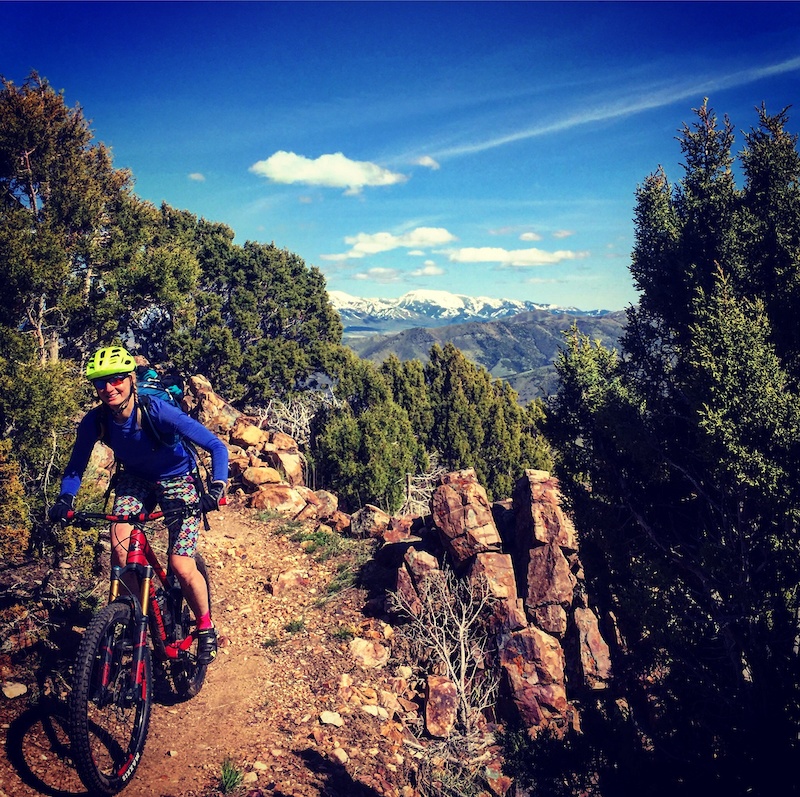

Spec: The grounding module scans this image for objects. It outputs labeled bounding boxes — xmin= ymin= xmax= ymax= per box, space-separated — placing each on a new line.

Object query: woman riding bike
xmin=49 ymin=345 xmax=229 ymax=665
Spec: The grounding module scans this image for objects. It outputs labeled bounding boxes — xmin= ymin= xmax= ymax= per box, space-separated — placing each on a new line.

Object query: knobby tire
xmin=69 ymin=602 xmax=152 ymax=795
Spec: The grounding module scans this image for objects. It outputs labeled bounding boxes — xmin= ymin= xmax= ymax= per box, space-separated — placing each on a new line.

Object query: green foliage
xmin=422 ymin=343 xmax=552 ymax=500
xmin=0 ymin=439 xmax=30 ymax=559
xmin=218 ymin=757 xmax=243 ymax=794
xmin=171 ymin=235 xmax=344 ymax=403
xmin=548 ymin=100 xmax=800 ymax=791
xmin=311 ymin=355 xmax=424 ymax=512
xmin=0 ymin=332 xmax=82 ymax=542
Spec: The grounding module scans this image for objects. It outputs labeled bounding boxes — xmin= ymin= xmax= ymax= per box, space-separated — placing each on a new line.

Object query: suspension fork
xmin=107 ymin=523 xmax=163 ymax=699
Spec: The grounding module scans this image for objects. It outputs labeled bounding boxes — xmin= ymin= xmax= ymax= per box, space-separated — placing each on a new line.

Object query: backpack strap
xmin=137 ymin=395 xmax=166 ymax=448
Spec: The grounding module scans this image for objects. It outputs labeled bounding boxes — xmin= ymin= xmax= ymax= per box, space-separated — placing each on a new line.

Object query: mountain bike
xmin=62 ymin=507 xmax=214 ymax=794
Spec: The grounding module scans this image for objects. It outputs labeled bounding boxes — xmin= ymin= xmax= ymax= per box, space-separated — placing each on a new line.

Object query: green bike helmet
xmin=85 ymin=346 xmax=136 ymax=381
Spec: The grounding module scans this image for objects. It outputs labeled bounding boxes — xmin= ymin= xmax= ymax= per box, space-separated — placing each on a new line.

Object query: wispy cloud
xmin=322 ymin=227 xmax=457 ymax=261
xmin=249 ymin=151 xmax=407 ymax=195
xmin=429 ymin=55 xmax=800 ymax=159
xmin=354 ymin=267 xmax=403 ymax=283
xmin=449 ymin=246 xmax=588 ymax=267
xmin=188 ymin=172 xmax=205 ymax=182
xmin=520 ymin=231 xmax=543 ymax=242
xmin=552 ymin=230 xmax=575 ymax=239
xmin=414 ymin=155 xmax=441 ymax=170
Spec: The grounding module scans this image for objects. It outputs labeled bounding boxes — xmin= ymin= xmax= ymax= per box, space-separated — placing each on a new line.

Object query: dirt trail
xmin=0 ymin=505 xmax=411 ymax=797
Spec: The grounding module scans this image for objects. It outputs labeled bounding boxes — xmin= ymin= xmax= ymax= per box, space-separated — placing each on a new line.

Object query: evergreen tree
xmin=172 ymin=233 xmax=344 ymax=403
xmin=379 ymin=355 xmax=434 ymax=448
xmin=424 ymin=343 xmax=551 ymax=500
xmin=0 ymin=72 xmax=134 ymax=363
xmin=548 ymin=101 xmax=800 ymax=793
xmin=310 ymin=354 xmax=423 ymax=511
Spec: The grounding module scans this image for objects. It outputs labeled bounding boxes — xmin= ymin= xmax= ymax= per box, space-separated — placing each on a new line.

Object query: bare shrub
xmin=397 ymin=453 xmax=448 ymax=518
xmin=389 ymin=562 xmax=500 ymax=796
xmin=251 ymin=390 xmax=341 ymax=449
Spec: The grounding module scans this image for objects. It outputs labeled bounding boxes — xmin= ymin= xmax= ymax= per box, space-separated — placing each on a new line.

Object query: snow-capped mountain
xmin=329 ymin=289 xmax=607 ymax=337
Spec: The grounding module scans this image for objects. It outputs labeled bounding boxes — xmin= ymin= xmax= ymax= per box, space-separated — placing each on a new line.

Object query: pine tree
xmin=548 ymin=101 xmax=800 ymax=792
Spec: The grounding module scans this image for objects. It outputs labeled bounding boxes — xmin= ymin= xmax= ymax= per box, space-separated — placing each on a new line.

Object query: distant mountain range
xmin=330 ymin=290 xmax=627 ymax=403
xmin=330 ymin=289 xmax=612 ymax=337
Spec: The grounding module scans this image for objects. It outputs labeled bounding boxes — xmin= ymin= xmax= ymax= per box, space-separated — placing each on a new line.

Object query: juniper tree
xmin=548 ymin=101 xmax=800 ymax=793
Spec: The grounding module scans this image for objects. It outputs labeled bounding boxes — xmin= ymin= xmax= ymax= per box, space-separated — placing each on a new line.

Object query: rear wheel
xmin=171 ymin=553 xmax=212 ymax=699
xmin=69 ymin=601 xmax=152 ymax=794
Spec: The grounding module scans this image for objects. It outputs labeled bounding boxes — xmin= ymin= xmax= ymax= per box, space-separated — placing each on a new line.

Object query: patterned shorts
xmin=113 ymin=472 xmax=201 ymax=558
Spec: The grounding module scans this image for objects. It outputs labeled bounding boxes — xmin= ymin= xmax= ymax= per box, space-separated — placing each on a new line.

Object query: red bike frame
xmin=67 ymin=508 xmax=201 ymax=704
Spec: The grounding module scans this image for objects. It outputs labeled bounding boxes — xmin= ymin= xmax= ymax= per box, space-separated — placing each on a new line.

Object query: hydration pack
xmin=132 ymin=365 xmax=186 ymax=448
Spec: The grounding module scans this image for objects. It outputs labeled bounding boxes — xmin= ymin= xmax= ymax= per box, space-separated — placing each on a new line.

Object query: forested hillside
xmin=347 ymin=307 xmax=627 ymax=402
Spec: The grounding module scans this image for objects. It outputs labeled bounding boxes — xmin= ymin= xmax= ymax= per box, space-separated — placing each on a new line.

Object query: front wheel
xmin=69 ymin=601 xmax=152 ymax=794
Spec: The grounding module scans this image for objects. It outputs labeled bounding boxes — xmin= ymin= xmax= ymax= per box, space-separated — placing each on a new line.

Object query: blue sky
xmin=5 ymin=2 xmax=800 ymax=310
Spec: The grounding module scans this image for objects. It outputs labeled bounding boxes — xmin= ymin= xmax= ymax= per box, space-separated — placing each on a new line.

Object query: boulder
xmin=574 ymin=606 xmax=613 ymax=689
xmin=241 ymin=466 xmax=283 ymax=489
xmin=404 ymin=547 xmax=440 ymax=587
xmin=431 ymin=469 xmax=502 ymax=565
xmin=469 ymin=552 xmax=527 ymax=632
xmin=500 ymin=625 xmax=568 ymax=732
xmin=230 ymin=417 xmax=269 ymax=450
xmin=524 ymin=542 xmax=575 ymax=612
xmin=513 ymin=470 xmax=578 ymax=551
xmin=247 ymin=484 xmax=308 ymax=515
xmin=350 ymin=504 xmax=391 ymax=539
xmin=263 ymin=448 xmax=305 ymax=487
xmin=185 ymin=375 xmax=242 ymax=434
xmin=425 ymin=675 xmax=458 ymax=737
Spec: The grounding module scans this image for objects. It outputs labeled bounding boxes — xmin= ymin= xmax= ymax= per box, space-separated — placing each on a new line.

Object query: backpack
xmin=133 ymin=365 xmax=186 ymax=448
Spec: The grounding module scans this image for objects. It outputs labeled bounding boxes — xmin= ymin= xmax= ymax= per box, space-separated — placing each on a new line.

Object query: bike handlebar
xmin=64 ymin=496 xmax=227 ymax=526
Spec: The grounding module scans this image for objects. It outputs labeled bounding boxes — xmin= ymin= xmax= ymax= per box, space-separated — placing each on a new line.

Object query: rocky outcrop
xmin=388 ymin=467 xmax=612 ymax=742
xmin=182 ymin=376 xmax=349 ymax=530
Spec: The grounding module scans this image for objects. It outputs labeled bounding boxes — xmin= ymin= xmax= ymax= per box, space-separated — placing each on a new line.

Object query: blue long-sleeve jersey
xmin=59 ymin=397 xmax=229 ymax=497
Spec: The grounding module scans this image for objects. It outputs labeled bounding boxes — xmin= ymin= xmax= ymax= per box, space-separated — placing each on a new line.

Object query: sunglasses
xmin=92 ymin=374 xmax=129 ymax=390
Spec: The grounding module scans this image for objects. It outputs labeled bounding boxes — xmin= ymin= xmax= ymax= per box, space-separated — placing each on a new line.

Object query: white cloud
xmin=188 ymin=172 xmax=205 ymax=182
xmin=552 ymin=229 xmax=575 ymax=239
xmin=322 ymin=227 xmax=457 ymax=261
xmin=411 ymin=262 xmax=445 ymax=277
xmin=448 ymin=246 xmax=588 ymax=267
xmin=414 ymin=155 xmax=440 ymax=170
xmin=354 ymin=267 xmax=403 ymax=283
xmin=249 ymin=151 xmax=407 ymax=195
xmin=407 ymin=249 xmax=426 ymax=256
xmin=520 ymin=231 xmax=542 ymax=241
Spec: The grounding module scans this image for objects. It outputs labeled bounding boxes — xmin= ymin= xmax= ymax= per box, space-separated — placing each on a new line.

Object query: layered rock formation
xmin=386 ymin=468 xmax=612 ymax=740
